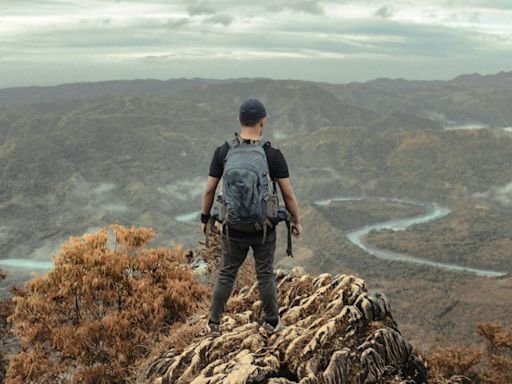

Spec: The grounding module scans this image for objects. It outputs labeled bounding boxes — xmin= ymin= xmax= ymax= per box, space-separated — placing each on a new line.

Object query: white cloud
xmin=0 ymin=0 xmax=511 ymax=86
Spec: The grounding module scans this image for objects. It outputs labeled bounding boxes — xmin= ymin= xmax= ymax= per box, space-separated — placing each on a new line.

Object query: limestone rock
xmin=139 ymin=268 xmax=427 ymax=384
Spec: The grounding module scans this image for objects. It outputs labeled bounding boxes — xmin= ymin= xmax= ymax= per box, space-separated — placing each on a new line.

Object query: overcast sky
xmin=1 ymin=0 xmax=511 ymax=88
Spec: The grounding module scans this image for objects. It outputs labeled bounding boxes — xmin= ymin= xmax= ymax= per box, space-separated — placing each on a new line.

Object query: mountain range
xmin=0 ymin=70 xmax=511 ymax=348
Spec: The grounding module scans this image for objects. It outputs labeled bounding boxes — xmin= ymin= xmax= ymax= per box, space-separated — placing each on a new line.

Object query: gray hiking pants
xmin=209 ymin=230 xmax=279 ymax=325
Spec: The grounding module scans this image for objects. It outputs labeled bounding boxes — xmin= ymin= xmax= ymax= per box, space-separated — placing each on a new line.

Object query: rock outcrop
xmin=138 ymin=268 xmax=427 ymax=384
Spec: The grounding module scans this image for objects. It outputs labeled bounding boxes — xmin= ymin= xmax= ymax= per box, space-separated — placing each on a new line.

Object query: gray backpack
xmin=220 ymin=135 xmax=278 ymax=242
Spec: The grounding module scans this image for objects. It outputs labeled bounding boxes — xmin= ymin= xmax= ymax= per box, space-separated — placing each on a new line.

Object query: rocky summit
xmin=138 ymin=267 xmax=427 ymax=384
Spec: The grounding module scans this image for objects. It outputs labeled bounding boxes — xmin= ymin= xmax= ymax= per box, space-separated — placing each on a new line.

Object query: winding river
xmin=0 ymin=258 xmax=53 ymax=271
xmin=315 ymin=197 xmax=507 ymax=277
xmin=1 ymin=198 xmax=507 ymax=277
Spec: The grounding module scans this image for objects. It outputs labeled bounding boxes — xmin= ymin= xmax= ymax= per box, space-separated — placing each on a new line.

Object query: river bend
xmin=315 ymin=197 xmax=507 ymax=277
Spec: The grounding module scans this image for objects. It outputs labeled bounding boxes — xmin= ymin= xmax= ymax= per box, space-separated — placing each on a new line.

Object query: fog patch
xmin=98 ymin=203 xmax=130 ymax=214
xmin=158 ymin=177 xmax=204 ymax=202
xmin=85 ymin=226 xmax=102 ymax=234
xmin=301 ymin=167 xmax=341 ymax=180
xmin=176 ymin=211 xmax=201 ymax=223
xmin=473 ymin=181 xmax=512 ymax=207
xmin=445 ymin=123 xmax=489 ymax=130
xmin=420 ymin=111 xmax=489 ymax=131
xmin=68 ymin=175 xmax=131 ymax=215
xmin=28 ymin=238 xmax=65 ymax=261
xmin=273 ymin=130 xmax=289 ymax=140
xmin=503 ymin=127 xmax=512 ymax=133
xmin=93 ymin=182 xmax=116 ymax=194
xmin=420 ymin=111 xmax=453 ymax=126
xmin=0 ymin=226 xmax=9 ymax=241
xmin=70 ymin=176 xmax=118 ymax=202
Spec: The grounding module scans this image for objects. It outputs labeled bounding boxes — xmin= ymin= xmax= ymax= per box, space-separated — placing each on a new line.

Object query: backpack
xmin=220 ymin=135 xmax=278 ymax=242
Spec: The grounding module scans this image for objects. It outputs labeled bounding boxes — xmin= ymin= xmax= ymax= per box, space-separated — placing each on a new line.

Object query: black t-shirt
xmin=208 ymin=138 xmax=289 ymax=243
xmin=209 ymin=141 xmax=289 ymax=180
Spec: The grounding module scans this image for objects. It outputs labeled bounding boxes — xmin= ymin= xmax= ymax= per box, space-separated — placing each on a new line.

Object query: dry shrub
xmin=0 ymin=269 xmax=16 ymax=383
xmin=477 ymin=322 xmax=512 ymax=384
xmin=428 ymin=345 xmax=480 ymax=381
xmin=6 ymin=225 xmax=209 ymax=384
xmin=428 ymin=322 xmax=512 ymax=384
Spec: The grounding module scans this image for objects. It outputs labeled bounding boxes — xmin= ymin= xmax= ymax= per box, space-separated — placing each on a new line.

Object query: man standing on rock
xmin=201 ymin=99 xmax=302 ymax=334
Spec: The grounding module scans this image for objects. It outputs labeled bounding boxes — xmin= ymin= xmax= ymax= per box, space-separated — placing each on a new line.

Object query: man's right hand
xmin=291 ymin=222 xmax=303 ymax=237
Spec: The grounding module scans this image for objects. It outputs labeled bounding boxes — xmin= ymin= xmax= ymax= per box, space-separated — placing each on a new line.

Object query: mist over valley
xmin=1 ymin=72 xmax=512 ymax=347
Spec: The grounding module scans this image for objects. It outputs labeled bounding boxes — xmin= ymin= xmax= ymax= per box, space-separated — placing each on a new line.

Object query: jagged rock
xmin=139 ymin=268 xmax=427 ymax=384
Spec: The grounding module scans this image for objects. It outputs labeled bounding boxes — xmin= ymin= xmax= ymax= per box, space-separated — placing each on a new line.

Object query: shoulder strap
xmin=257 ymin=138 xmax=279 ymax=194
xmin=227 ymin=134 xmax=238 ymax=149
xmin=258 ymin=138 xmax=270 ymax=148
xmin=229 ymin=132 xmax=271 ymax=148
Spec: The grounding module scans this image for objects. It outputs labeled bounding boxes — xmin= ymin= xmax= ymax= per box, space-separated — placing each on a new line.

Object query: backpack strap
xmin=229 ymin=132 xmax=270 ymax=147
xmin=285 ymin=219 xmax=294 ymax=257
xmin=255 ymin=138 xmax=279 ymax=195
xmin=258 ymin=138 xmax=270 ymax=148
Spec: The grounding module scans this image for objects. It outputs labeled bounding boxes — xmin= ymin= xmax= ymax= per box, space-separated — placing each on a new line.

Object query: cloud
xmin=1 ymin=0 xmax=511 ymax=87
xmin=186 ymin=0 xmax=216 ymax=16
xmin=166 ymin=17 xmax=190 ymax=29
xmin=264 ymin=0 xmax=325 ymax=14
xmin=203 ymin=14 xmax=233 ymax=26
xmin=375 ymin=6 xmax=393 ymax=19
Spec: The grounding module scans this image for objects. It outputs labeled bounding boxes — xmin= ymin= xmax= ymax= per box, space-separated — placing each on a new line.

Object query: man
xmin=201 ymin=99 xmax=302 ymax=334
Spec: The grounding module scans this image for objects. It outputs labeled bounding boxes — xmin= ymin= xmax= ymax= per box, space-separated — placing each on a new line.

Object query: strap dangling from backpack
xmin=285 ymin=220 xmax=294 ymax=257
xmin=205 ymin=216 xmax=216 ymax=248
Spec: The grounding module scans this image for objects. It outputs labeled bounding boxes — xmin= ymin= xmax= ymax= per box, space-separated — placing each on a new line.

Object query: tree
xmin=6 ymin=225 xmax=209 ymax=384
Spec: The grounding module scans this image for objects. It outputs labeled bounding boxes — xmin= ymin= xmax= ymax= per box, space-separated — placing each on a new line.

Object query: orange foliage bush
xmin=6 ymin=225 xmax=209 ymax=384
xmin=428 ymin=345 xmax=481 ymax=381
xmin=477 ymin=322 xmax=512 ymax=384
xmin=0 ymin=269 xmax=15 ymax=383
xmin=428 ymin=322 xmax=512 ymax=384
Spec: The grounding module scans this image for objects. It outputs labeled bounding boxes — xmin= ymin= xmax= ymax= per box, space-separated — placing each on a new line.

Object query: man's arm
xmin=276 ymin=177 xmax=303 ymax=236
xmin=201 ymin=176 xmax=220 ymax=234
xmin=202 ymin=176 xmax=220 ymax=216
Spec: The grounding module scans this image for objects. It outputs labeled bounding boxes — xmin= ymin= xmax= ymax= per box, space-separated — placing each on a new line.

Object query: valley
xmin=1 ymin=72 xmax=512 ymax=349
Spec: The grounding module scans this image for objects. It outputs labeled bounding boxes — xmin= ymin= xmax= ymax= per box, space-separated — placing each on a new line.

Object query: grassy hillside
xmin=322 ymin=70 xmax=512 ymax=127
xmin=0 ymin=75 xmax=511 ymax=349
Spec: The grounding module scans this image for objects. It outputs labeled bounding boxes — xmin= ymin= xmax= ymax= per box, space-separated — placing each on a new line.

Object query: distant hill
xmin=0 ymin=78 xmax=223 ymax=106
xmin=1 ymin=74 xmax=511 ymax=350
xmin=323 ymin=70 xmax=512 ymax=127
xmin=0 ymin=78 xmax=412 ymax=264
xmin=1 ymin=76 xmax=512 ymax=264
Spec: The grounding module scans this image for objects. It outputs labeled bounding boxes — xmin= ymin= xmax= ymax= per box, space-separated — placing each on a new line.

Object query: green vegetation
xmin=367 ymin=200 xmax=512 ymax=270
xmin=316 ymin=199 xmax=425 ymax=231
xmin=0 ymin=75 xmax=511 ymax=356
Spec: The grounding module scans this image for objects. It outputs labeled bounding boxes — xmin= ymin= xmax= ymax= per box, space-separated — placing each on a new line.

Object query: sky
xmin=1 ymin=0 xmax=512 ymax=88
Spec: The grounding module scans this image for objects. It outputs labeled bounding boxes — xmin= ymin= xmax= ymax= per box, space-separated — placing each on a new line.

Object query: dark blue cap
xmin=239 ymin=99 xmax=268 ymax=125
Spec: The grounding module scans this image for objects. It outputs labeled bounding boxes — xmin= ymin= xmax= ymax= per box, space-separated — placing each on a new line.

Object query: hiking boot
xmin=262 ymin=318 xmax=281 ymax=334
xmin=204 ymin=320 xmax=221 ymax=336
